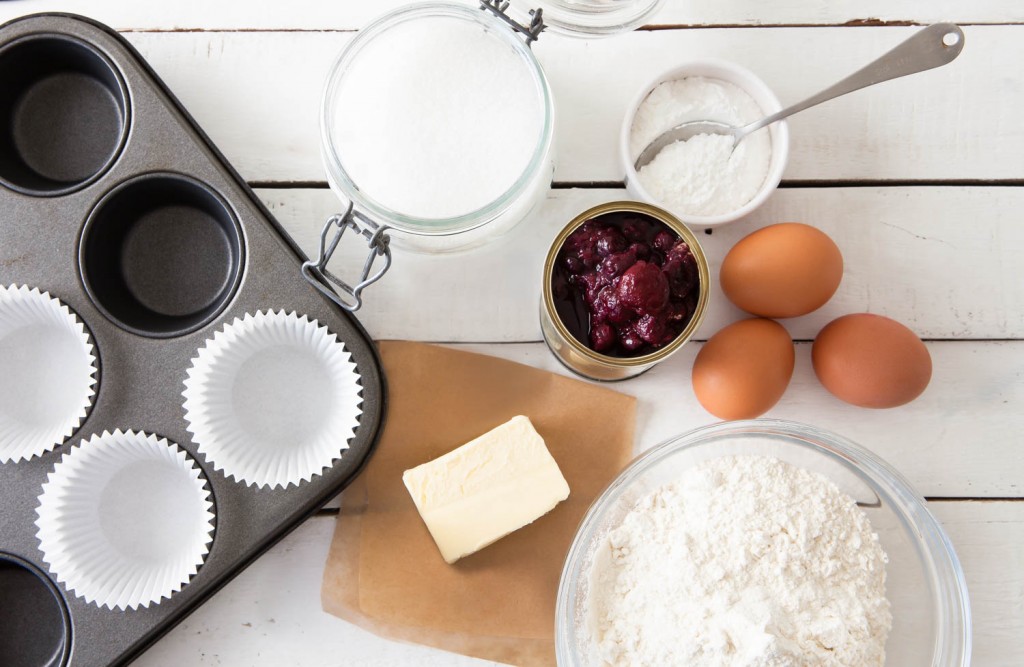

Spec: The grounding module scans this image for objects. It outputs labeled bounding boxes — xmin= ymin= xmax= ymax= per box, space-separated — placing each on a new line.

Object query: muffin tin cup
xmin=80 ymin=172 xmax=245 ymax=338
xmin=0 ymin=552 xmax=71 ymax=667
xmin=0 ymin=33 xmax=129 ymax=197
xmin=0 ymin=13 xmax=386 ymax=667
xmin=0 ymin=285 xmax=98 ymax=463
xmin=183 ymin=310 xmax=363 ymax=489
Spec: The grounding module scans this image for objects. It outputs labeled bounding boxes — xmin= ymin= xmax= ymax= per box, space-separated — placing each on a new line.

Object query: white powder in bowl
xmin=630 ymin=77 xmax=772 ymax=217
xmin=587 ymin=455 xmax=892 ymax=666
xmin=328 ymin=14 xmax=544 ymax=220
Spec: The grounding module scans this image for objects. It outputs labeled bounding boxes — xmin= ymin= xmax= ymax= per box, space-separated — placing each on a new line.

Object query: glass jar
xmin=305 ymin=0 xmax=664 ymax=311
xmin=321 ymin=3 xmax=555 ymax=256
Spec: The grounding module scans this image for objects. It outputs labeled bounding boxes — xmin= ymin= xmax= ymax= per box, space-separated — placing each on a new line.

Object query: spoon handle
xmin=739 ymin=23 xmax=965 ymax=139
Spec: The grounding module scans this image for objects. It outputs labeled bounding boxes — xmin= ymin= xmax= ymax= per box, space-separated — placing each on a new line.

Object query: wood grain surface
xmin=0 ymin=0 xmax=1018 ymax=664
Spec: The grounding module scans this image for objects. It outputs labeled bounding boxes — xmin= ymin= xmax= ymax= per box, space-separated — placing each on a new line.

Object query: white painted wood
xmin=314 ymin=337 xmax=1023 ymax=508
xmin=929 ymin=501 xmax=1024 ymax=666
xmin=45 ymin=26 xmax=1012 ymax=183
xmin=0 ymin=3 xmax=1015 ymax=664
xmin=1 ymin=0 xmax=1021 ymax=31
xmin=134 ymin=502 xmax=1024 ymax=667
xmin=439 ymin=341 xmax=1024 ymax=498
xmin=533 ymin=25 xmax=1023 ymax=183
xmin=307 ymin=340 xmax=1024 ymax=500
xmin=134 ymin=516 xmax=484 ymax=667
xmin=256 ymin=186 xmax=1024 ymax=342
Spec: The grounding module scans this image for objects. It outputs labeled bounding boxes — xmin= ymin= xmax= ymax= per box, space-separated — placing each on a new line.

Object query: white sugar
xmin=630 ymin=77 xmax=772 ymax=217
xmin=329 ymin=16 xmax=544 ymax=220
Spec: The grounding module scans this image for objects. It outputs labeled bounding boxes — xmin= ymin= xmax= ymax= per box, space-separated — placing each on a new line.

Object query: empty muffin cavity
xmin=0 ymin=553 xmax=70 ymax=667
xmin=79 ymin=173 xmax=244 ymax=338
xmin=0 ymin=34 xmax=129 ymax=196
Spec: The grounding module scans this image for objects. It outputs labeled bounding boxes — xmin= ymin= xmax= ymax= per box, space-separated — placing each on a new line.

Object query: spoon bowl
xmin=634 ymin=120 xmax=738 ymax=170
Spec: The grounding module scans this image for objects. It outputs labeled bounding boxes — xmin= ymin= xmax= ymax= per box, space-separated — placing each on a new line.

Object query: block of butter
xmin=402 ymin=415 xmax=570 ymax=564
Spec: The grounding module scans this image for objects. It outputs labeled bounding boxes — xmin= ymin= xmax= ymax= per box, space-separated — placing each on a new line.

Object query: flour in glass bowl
xmin=328 ymin=14 xmax=544 ymax=220
xmin=587 ymin=455 xmax=892 ymax=666
xmin=630 ymin=77 xmax=772 ymax=217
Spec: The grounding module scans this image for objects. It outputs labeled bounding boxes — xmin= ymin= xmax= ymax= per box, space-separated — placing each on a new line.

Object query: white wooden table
xmin=4 ymin=1 xmax=1021 ymax=664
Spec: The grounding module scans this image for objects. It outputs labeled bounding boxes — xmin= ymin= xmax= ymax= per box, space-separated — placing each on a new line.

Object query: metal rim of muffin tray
xmin=0 ymin=12 xmax=387 ymax=667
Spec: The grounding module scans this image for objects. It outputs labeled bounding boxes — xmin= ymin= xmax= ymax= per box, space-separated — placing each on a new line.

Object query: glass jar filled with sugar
xmin=306 ymin=0 xmax=664 ymax=310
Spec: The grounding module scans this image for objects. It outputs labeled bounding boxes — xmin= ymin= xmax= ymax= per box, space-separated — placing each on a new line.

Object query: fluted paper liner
xmin=183 ymin=310 xmax=362 ymax=489
xmin=35 ymin=430 xmax=215 ymax=610
xmin=0 ymin=284 xmax=98 ymax=464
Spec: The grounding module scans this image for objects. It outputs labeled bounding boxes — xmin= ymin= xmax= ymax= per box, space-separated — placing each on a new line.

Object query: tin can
xmin=540 ymin=201 xmax=710 ymax=381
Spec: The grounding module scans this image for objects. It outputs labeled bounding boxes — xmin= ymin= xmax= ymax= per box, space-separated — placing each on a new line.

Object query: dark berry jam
xmin=552 ymin=211 xmax=700 ymax=358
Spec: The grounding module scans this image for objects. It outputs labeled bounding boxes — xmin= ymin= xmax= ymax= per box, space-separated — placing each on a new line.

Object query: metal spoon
xmin=634 ymin=23 xmax=965 ymax=171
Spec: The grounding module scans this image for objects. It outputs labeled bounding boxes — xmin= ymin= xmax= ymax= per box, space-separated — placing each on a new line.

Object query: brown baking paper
xmin=321 ymin=341 xmax=635 ymax=666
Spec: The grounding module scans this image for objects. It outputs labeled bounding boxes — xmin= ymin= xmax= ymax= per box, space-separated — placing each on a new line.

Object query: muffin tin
xmin=0 ymin=13 xmax=385 ymax=667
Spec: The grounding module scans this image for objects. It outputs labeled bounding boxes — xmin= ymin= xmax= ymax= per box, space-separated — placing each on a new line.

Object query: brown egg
xmin=692 ymin=318 xmax=795 ymax=420
xmin=721 ymin=223 xmax=843 ymax=318
xmin=812 ymin=314 xmax=932 ymax=408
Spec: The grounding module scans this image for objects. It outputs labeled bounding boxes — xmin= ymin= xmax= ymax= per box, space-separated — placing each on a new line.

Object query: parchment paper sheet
xmin=322 ymin=342 xmax=636 ymax=666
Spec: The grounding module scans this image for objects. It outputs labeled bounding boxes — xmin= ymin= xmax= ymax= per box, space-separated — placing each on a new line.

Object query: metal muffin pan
xmin=0 ymin=13 xmax=386 ymax=667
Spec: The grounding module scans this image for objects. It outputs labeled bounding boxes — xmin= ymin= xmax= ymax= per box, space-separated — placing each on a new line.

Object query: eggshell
xmin=692 ymin=318 xmax=795 ymax=420
xmin=812 ymin=313 xmax=932 ymax=408
xmin=721 ymin=222 xmax=843 ymax=318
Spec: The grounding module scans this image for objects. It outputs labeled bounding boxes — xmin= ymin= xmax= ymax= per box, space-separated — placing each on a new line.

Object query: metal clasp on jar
xmin=479 ymin=0 xmax=546 ymax=46
xmin=301 ymin=202 xmax=392 ymax=312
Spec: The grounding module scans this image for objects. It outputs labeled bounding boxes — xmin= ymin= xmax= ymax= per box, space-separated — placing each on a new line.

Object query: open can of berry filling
xmin=541 ymin=201 xmax=709 ymax=381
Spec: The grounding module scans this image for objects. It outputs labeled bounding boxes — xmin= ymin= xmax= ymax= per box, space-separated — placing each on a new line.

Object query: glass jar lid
xmin=511 ymin=0 xmax=665 ymax=37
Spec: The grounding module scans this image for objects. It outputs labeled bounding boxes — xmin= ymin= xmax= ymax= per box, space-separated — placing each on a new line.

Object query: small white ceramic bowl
xmin=620 ymin=59 xmax=790 ymax=227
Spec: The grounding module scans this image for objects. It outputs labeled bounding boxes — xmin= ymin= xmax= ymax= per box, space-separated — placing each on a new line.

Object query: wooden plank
xmin=446 ymin=341 xmax=1024 ymax=498
xmin=0 ymin=6 xmax=1014 ymax=666
xmin=330 ymin=340 xmax=1020 ymax=499
xmin=929 ymin=500 xmax=1024 ymax=666
xmin=312 ymin=337 xmax=1023 ymax=503
xmin=22 ymin=26 xmax=1004 ymax=184
xmin=649 ymin=1 xmax=1024 ymax=27
xmin=134 ymin=516 xmax=482 ymax=667
xmin=256 ymin=186 xmax=1024 ymax=341
xmin=534 ymin=25 xmax=1024 ymax=183
xmin=133 ymin=502 xmax=1024 ymax=666
xmin=1 ymin=0 xmax=1021 ymax=31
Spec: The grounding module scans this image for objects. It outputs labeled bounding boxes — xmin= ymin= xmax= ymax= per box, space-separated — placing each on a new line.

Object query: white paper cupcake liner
xmin=183 ymin=310 xmax=363 ymax=489
xmin=0 ymin=285 xmax=98 ymax=464
xmin=35 ymin=430 xmax=215 ymax=610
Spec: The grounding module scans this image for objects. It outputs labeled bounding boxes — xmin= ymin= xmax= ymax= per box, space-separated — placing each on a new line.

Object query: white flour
xmin=588 ymin=456 xmax=891 ymax=666
xmin=630 ymin=77 xmax=772 ymax=217
xmin=329 ymin=14 xmax=543 ymax=220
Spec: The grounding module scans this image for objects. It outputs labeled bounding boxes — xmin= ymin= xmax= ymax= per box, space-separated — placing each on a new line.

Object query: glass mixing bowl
xmin=555 ymin=419 xmax=971 ymax=666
